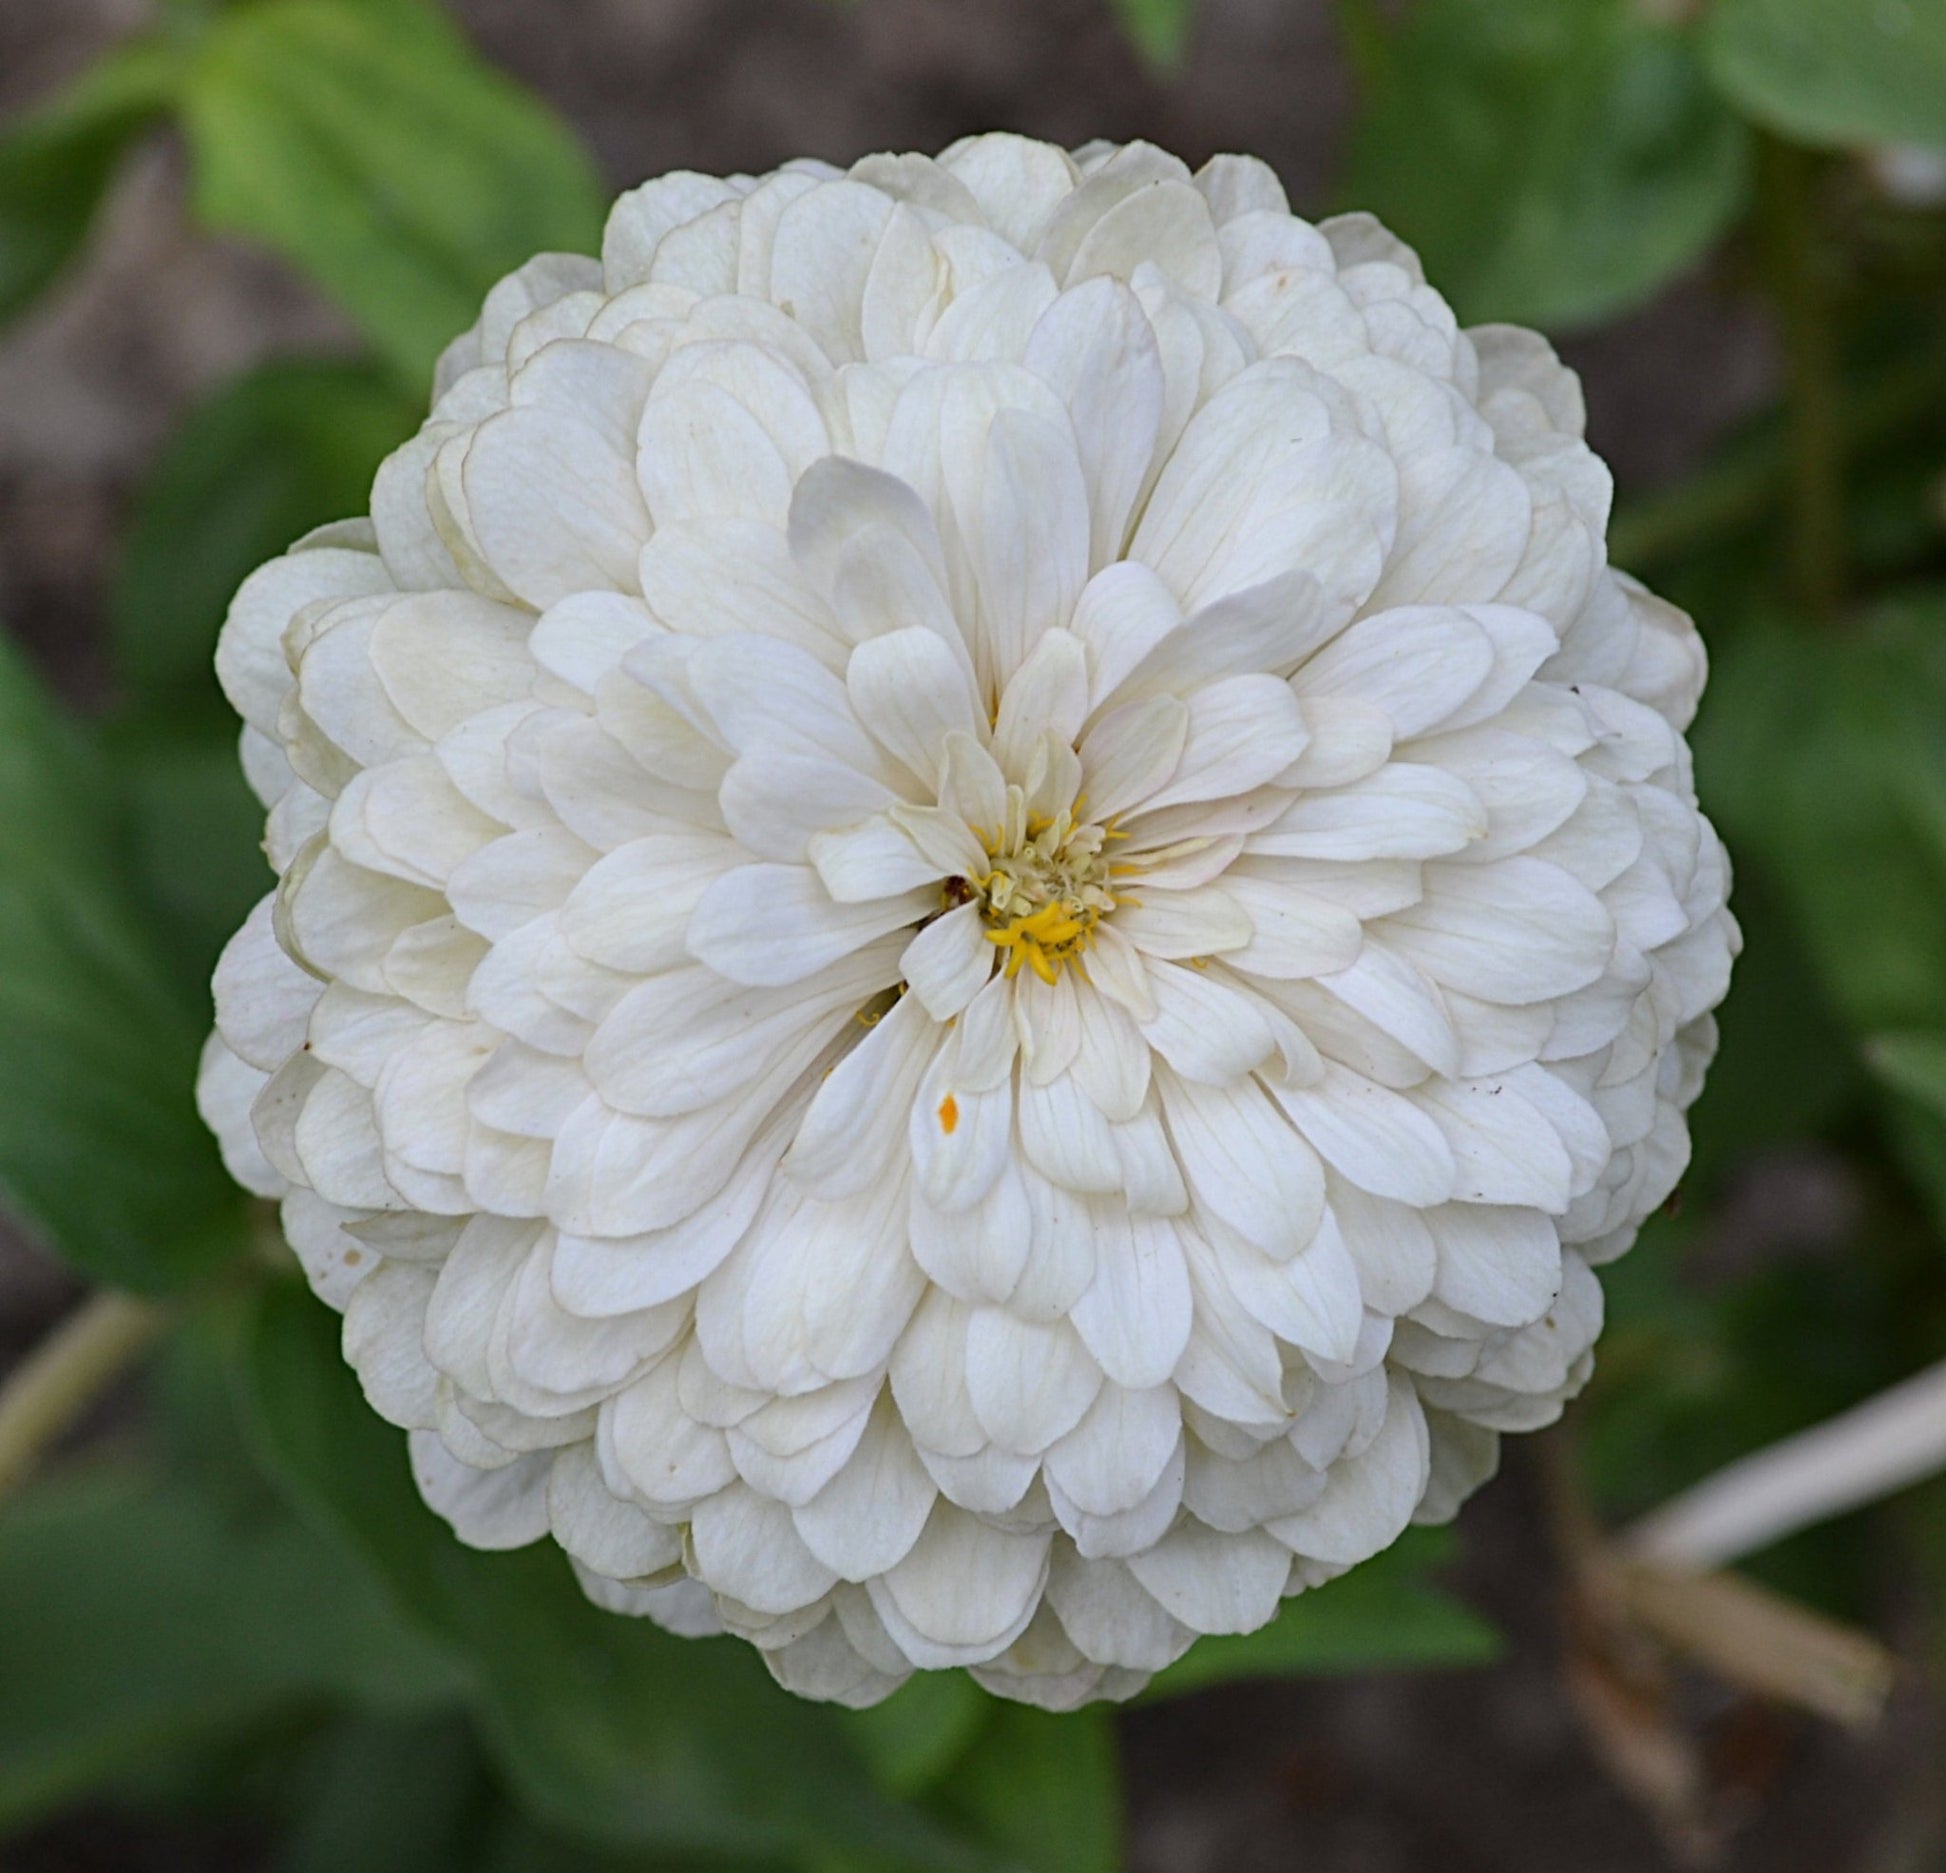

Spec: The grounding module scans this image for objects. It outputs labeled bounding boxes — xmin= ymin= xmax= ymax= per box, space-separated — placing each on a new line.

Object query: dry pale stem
xmin=1626 ymin=1358 xmax=1946 ymax=1574
xmin=0 ymin=1290 xmax=169 ymax=1502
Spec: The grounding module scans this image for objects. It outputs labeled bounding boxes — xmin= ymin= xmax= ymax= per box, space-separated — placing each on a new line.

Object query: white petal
xmin=1069 ymin=1207 xmax=1193 ymax=1389
xmin=1017 ymin=1073 xmax=1122 ymax=1194
xmin=558 ymin=835 xmax=738 ymax=976
xmin=548 ymin=1440 xmax=683 ymax=1580
xmin=342 ymin=1263 xmax=439 ymax=1428
xmin=807 ymin=817 xmax=949 ymax=902
xmin=606 ymin=1354 xmax=738 ymax=1509
xmin=1217 ymin=1214 xmax=1364 ymax=1364
xmin=1159 ymin=1068 xmax=1324 ymax=1259
xmin=1131 ymin=356 xmax=1393 ymax=612
xmin=1112 ymin=884 xmax=1253 ymax=961
xmin=1023 ymin=277 xmax=1165 ymax=567
xmin=219 ymin=547 xmax=392 ymax=738
xmin=1138 ymin=961 xmax=1276 ymax=1083
xmin=1043 ymin=1380 xmax=1180 ymax=1516
xmin=846 ymin=627 xmax=983 ymax=780
xmin=1046 ymin=1550 xmax=1192 ymax=1672
xmin=1269 ymin=1063 xmax=1457 ymax=1206
xmin=1293 ymin=605 xmax=1498 ymax=739
xmin=1253 ymin=764 xmax=1486 ymax=862
xmin=1416 ymin=1077 xmax=1575 ymax=1213
xmin=1426 ymin=1203 xmax=1563 ymax=1327
xmin=1123 ymin=674 xmax=1309 ymax=816
xmin=587 ymin=956 xmax=882 ymax=1118
xmin=786 ymin=989 xmax=939 ymax=1198
xmin=938 ymin=132 xmax=1079 ymax=251
xmin=410 ymin=1433 xmax=551 ymax=1550
xmin=1267 ymin=1376 xmax=1428 ymax=1566
xmin=1215 ymin=876 xmax=1363 ymax=980
xmin=900 ymin=903 xmax=994 ymax=1020
xmin=721 ymin=752 xmax=900 ymax=864
xmin=768 ymin=179 xmax=898 ymax=364
xmin=1106 ymin=569 xmax=1343 ymax=704
xmin=214 ymin=895 xmax=322 ymax=1072
xmin=794 ymin=1398 xmax=938 ymax=1580
xmin=1312 ymin=944 xmax=1462 ymax=1079
xmin=1126 ymin=1524 xmax=1289 ymax=1636
xmin=872 ymin=1504 xmax=1051 ymax=1667
xmin=910 ymin=1029 xmax=1014 ymax=1210
xmin=687 ymin=865 xmax=928 ymax=987
xmin=1078 ymin=695 xmax=1189 ymax=821
xmin=991 ymin=629 xmax=1091 ymax=777
xmin=638 ymin=518 xmax=842 ymax=661
xmin=964 ymin=1308 xmax=1103 ymax=1454
xmin=461 ymin=405 xmax=649 ymax=607
xmin=1381 ymin=857 xmax=1614 ymax=1005
xmin=1331 ymin=1184 xmax=1438 ymax=1315
xmin=690 ymin=1483 xmax=840 ymax=1615
xmin=1069 ymin=560 xmax=1183 ymax=709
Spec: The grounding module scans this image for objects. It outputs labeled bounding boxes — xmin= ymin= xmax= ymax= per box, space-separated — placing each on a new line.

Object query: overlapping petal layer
xmin=201 ymin=135 xmax=1735 ymax=1708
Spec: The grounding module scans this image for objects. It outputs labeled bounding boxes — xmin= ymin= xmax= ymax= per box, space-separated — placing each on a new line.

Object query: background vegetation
xmin=0 ymin=0 xmax=1943 ymax=1866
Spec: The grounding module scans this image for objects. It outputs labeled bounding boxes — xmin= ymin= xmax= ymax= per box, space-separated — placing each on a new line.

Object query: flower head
xmin=200 ymin=135 xmax=1736 ymax=1708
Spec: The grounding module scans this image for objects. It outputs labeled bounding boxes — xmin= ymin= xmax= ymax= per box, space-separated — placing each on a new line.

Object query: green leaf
xmin=1864 ymin=1031 xmax=1946 ymax=1236
xmin=104 ymin=359 xmax=417 ymax=993
xmin=1868 ymin=1031 xmax=1946 ymax=1125
xmin=0 ymin=41 xmax=179 ymax=327
xmin=276 ymin=1714 xmax=490 ymax=1873
xmin=0 ymin=1466 xmax=463 ymax=1831
xmin=233 ymin=1282 xmax=994 ymax=1870
xmin=181 ymin=0 xmax=606 ymax=386
xmin=1673 ymin=860 xmax=1862 ymax=1196
xmin=1699 ymin=594 xmax=1946 ymax=1226
xmin=1706 ymin=0 xmax=1946 ymax=150
xmin=937 ymin=1704 xmax=1120 ymax=1873
xmin=1341 ymin=0 xmax=1750 ymax=329
xmin=100 ymin=709 xmax=275 ymax=1002
xmin=0 ymin=638 xmax=246 ymax=1292
xmin=1697 ymin=596 xmax=1946 ymax=1039
xmin=842 ymin=1672 xmax=990 ymax=1799
xmin=276 ymin=1713 xmax=786 ymax=1873
xmin=1143 ymin=1527 xmax=1499 ymax=1698
xmin=113 ymin=359 xmax=418 ymax=708
xmin=1108 ymin=0 xmax=1197 ymax=71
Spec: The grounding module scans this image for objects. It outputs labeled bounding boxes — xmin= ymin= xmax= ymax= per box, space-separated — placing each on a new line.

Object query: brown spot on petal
xmin=938 ymin=1093 xmax=959 ymax=1135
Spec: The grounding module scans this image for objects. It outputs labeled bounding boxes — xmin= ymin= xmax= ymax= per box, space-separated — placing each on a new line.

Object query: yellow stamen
xmin=949 ymin=780 xmax=1123 ymax=984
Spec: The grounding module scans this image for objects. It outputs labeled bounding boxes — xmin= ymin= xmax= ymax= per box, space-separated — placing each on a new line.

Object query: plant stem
xmin=1333 ymin=0 xmax=1393 ymax=85
xmin=1757 ymin=134 xmax=1847 ymax=622
xmin=1616 ymin=1562 xmax=1895 ymax=1731
xmin=1624 ymin=1356 xmax=1946 ymax=1572
xmin=0 ymin=1291 xmax=168 ymax=1503
xmin=1608 ymin=346 xmax=1946 ymax=572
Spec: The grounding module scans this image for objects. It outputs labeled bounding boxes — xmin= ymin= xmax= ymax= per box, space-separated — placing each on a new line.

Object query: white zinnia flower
xmin=199 ymin=136 xmax=1736 ymax=1710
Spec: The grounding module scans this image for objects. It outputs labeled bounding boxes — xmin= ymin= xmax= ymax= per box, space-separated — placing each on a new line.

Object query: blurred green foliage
xmin=1707 ymin=0 xmax=1946 ymax=148
xmin=1109 ymin=0 xmax=1197 ymax=71
xmin=182 ymin=0 xmax=606 ymax=382
xmin=1343 ymin=0 xmax=1751 ymax=329
xmin=0 ymin=640 xmax=245 ymax=1293
xmin=0 ymin=0 xmax=1943 ymax=1865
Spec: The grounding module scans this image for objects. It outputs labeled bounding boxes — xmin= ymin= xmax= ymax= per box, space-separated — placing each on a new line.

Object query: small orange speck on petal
xmin=938 ymin=1093 xmax=959 ymax=1134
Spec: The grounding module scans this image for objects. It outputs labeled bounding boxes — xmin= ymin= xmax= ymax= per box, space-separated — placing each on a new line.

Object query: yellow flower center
xmin=959 ymin=789 xmax=1121 ymax=985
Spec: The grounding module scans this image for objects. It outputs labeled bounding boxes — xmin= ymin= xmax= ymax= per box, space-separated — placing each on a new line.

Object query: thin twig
xmin=0 ymin=1291 xmax=169 ymax=1503
xmin=1616 ymin=1561 xmax=1896 ymax=1731
xmin=1625 ymin=1357 xmax=1946 ymax=1573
